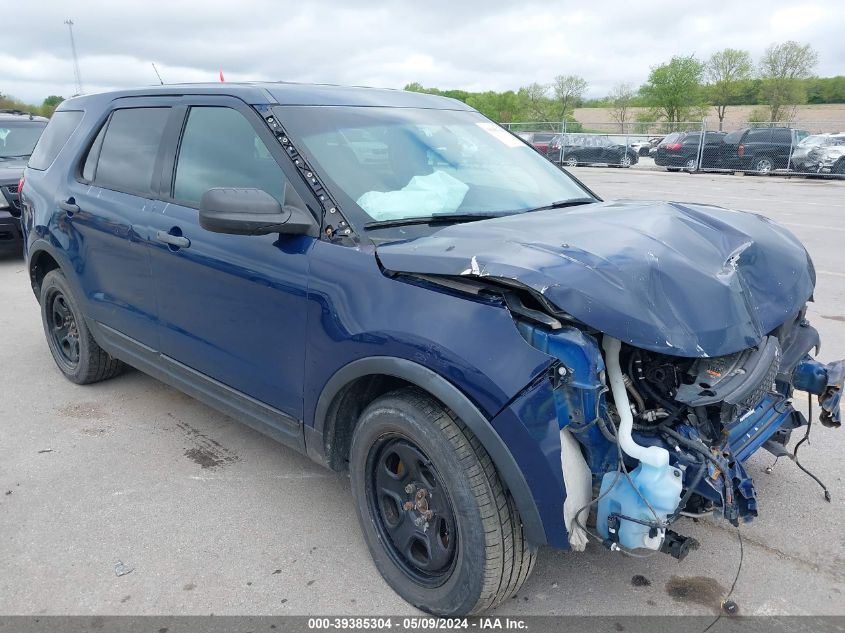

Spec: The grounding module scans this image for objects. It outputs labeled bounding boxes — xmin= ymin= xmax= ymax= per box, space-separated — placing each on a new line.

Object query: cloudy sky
xmin=4 ymin=0 xmax=844 ymax=104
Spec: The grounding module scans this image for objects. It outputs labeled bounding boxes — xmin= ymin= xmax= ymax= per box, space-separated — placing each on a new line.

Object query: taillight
xmin=737 ymin=144 xmax=745 ymax=157
xmin=665 ymin=143 xmax=683 ymax=151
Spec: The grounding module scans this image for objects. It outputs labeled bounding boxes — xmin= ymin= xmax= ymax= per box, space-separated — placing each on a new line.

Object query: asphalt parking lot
xmin=1 ymin=169 xmax=843 ymax=617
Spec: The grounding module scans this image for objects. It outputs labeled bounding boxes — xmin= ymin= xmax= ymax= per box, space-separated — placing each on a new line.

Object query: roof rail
xmin=0 ymin=109 xmax=37 ymax=120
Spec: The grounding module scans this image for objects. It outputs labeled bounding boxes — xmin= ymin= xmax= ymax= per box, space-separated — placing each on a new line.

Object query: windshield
xmin=274 ymin=106 xmax=592 ymax=229
xmin=0 ymin=121 xmax=47 ymax=159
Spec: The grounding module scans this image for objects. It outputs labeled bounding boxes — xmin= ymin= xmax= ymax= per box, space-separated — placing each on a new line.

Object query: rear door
xmin=701 ymin=132 xmax=724 ymax=168
xmin=65 ymin=99 xmax=175 ymax=348
xmin=147 ymin=96 xmax=317 ymax=441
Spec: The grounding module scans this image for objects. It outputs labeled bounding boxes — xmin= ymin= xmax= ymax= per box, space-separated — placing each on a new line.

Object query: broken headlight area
xmin=516 ymin=313 xmax=844 ymax=560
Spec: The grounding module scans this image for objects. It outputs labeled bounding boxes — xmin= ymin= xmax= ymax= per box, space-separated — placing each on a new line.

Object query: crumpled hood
xmin=376 ymin=200 xmax=816 ymax=357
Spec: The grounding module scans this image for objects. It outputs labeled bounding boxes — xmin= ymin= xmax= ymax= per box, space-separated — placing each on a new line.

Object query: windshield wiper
xmin=364 ymin=213 xmax=500 ymax=230
xmin=0 ymin=154 xmax=30 ymax=161
xmin=520 ymin=197 xmax=596 ymax=213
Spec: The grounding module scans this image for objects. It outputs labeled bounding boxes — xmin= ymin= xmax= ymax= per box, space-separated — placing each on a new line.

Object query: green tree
xmin=758 ymin=41 xmax=818 ymax=122
xmin=551 ymin=74 xmax=587 ymax=120
xmin=517 ymin=82 xmax=553 ymax=121
xmin=608 ymin=82 xmax=636 ymax=131
xmin=41 ymin=95 xmax=65 ymax=117
xmin=705 ymin=49 xmax=753 ymax=130
xmin=640 ymin=56 xmax=706 ymax=128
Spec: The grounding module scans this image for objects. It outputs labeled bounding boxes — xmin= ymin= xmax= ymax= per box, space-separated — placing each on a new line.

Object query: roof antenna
xmin=151 ymin=62 xmax=165 ymax=85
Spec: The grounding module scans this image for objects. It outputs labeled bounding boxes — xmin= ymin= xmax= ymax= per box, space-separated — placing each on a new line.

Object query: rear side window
xmin=771 ymin=129 xmax=791 ymax=143
xmin=93 ymin=108 xmax=170 ymax=196
xmin=747 ymin=129 xmax=771 ymax=142
xmin=28 ymin=111 xmax=83 ymax=170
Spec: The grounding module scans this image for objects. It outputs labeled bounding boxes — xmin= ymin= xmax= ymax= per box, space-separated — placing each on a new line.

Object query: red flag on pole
xmin=219 ymin=70 xmax=225 ymax=82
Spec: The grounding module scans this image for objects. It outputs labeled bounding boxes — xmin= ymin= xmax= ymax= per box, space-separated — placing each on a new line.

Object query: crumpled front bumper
xmin=504 ymin=318 xmax=844 ymax=550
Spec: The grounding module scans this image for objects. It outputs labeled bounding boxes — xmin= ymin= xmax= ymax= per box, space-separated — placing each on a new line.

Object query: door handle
xmin=155 ymin=230 xmax=191 ymax=249
xmin=58 ymin=200 xmax=79 ymax=216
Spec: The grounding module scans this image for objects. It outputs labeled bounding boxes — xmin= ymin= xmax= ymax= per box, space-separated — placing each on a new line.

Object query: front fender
xmin=310 ymin=355 xmax=549 ymax=546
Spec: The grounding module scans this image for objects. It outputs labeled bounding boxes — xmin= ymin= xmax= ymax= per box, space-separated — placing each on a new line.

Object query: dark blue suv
xmin=21 ymin=83 xmax=843 ymax=616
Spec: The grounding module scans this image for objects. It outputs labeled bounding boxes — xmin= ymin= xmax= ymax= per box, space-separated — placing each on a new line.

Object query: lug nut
xmin=404 ymin=484 xmax=415 ymax=494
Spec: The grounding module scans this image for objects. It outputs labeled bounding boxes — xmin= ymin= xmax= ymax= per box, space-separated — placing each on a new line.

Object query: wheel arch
xmin=308 ymin=356 xmax=547 ymax=545
xmin=28 ymin=241 xmax=68 ymax=300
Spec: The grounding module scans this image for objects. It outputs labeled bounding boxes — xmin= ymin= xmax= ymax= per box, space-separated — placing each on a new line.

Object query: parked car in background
xmin=516 ymin=131 xmax=556 ymax=154
xmin=804 ymin=139 xmax=845 ymax=175
xmin=654 ymin=131 xmax=726 ymax=171
xmin=791 ymin=134 xmax=845 ymax=173
xmin=0 ymin=110 xmax=48 ymax=254
xmin=719 ymin=126 xmax=809 ymax=174
xmin=340 ymin=127 xmax=389 ymax=165
xmin=547 ymin=133 xmax=638 ymax=167
xmin=626 ymin=139 xmax=652 ymax=157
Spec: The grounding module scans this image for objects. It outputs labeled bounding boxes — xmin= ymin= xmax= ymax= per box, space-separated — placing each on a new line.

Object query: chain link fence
xmin=504 ymin=119 xmax=845 ymax=179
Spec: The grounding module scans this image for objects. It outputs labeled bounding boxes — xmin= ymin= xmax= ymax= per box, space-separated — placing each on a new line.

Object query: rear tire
xmin=349 ymin=387 xmax=536 ymax=616
xmin=753 ymin=156 xmax=773 ymax=175
xmin=40 ymin=270 xmax=123 ymax=384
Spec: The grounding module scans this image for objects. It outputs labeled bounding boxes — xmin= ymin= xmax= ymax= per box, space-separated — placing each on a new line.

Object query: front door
xmin=147 ymin=99 xmax=316 ymax=442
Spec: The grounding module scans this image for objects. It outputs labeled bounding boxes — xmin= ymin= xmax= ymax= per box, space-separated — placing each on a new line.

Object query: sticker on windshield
xmin=476 ymin=122 xmax=523 ymax=148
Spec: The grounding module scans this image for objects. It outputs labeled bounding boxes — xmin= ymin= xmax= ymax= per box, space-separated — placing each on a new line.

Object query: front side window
xmin=275 ymin=106 xmax=591 ymax=229
xmin=27 ymin=111 xmax=81 ymax=170
xmin=94 ymin=108 xmax=170 ymax=195
xmin=173 ymin=107 xmax=288 ymax=206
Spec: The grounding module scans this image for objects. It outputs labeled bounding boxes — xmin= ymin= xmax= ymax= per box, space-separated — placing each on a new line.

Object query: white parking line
xmin=818 ymin=270 xmax=845 ymax=278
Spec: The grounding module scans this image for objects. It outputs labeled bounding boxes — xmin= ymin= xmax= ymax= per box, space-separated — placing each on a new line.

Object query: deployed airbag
xmin=357 ymin=170 xmax=469 ymax=220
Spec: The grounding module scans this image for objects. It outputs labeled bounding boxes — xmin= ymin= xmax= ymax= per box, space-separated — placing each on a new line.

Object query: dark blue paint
xmin=147 ymin=200 xmax=312 ymax=419
xmin=19 ymin=83 xmax=841 ymax=552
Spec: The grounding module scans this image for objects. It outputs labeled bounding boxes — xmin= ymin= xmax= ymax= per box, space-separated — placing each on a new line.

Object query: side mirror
xmin=199 ymin=188 xmax=319 ymax=237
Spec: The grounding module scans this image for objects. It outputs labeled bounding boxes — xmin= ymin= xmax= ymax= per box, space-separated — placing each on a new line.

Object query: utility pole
xmin=64 ymin=19 xmax=84 ymax=96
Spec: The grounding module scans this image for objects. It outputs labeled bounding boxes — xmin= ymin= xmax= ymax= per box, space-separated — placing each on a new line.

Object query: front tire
xmin=40 ymin=270 xmax=123 ymax=384
xmin=350 ymin=387 xmax=536 ymax=616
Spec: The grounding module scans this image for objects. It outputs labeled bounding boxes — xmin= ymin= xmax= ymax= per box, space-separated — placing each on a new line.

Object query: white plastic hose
xmin=602 ymin=336 xmax=670 ymax=468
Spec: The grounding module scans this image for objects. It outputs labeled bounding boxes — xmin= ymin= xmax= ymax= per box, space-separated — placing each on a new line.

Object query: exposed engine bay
xmin=549 ymin=312 xmax=843 ymax=559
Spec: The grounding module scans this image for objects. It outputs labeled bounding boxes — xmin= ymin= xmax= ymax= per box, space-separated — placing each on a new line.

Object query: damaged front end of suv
xmin=378 ymin=199 xmax=844 ymax=559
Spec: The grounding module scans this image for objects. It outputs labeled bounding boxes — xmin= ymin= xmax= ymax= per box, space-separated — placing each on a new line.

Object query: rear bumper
xmin=654 ymin=152 xmax=691 ymax=167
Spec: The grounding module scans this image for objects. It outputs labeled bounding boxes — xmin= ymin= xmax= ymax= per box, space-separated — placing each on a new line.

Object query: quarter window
xmin=173 ymin=107 xmax=287 ymax=206
xmin=93 ymin=108 xmax=170 ymax=195
xmin=28 ymin=111 xmax=83 ymax=170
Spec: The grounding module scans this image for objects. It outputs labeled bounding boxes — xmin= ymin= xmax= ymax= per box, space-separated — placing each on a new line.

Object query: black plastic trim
xmin=89 ymin=321 xmax=305 ymax=452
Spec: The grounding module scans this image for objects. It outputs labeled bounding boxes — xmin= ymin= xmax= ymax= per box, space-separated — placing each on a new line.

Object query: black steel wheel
xmin=350 ymin=387 xmax=536 ymax=616
xmin=366 ymin=436 xmax=458 ymax=587
xmin=47 ymin=290 xmax=81 ymax=370
xmin=39 ymin=270 xmax=123 ymax=384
